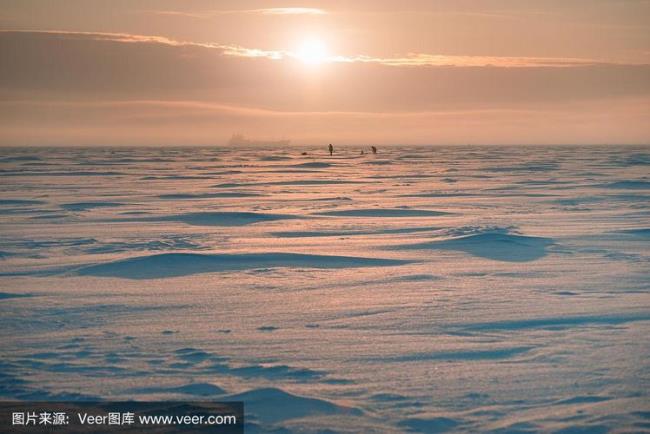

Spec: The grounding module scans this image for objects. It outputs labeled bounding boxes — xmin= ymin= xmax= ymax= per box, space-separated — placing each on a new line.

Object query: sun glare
xmin=295 ymin=39 xmax=329 ymax=65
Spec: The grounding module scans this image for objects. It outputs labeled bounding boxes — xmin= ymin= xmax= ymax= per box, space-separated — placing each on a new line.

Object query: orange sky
xmin=1 ymin=0 xmax=649 ymax=145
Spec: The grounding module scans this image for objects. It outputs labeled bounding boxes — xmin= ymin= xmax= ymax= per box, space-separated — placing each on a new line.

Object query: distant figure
xmin=328 ymin=144 xmax=334 ymax=156
xmin=360 ymin=150 xmax=365 ymax=155
xmin=371 ymin=146 xmax=377 ymax=154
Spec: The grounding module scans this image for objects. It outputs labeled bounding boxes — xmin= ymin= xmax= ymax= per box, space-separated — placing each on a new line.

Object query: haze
xmin=1 ymin=0 xmax=649 ymax=146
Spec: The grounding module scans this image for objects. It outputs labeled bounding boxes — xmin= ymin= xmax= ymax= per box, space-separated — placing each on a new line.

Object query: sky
xmin=1 ymin=0 xmax=649 ymax=146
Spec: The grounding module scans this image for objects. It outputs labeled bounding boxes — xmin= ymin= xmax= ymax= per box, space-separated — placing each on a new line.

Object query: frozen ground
xmin=0 ymin=145 xmax=649 ymax=433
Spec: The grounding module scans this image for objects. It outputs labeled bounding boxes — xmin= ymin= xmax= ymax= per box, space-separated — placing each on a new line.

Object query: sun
xmin=295 ymin=39 xmax=329 ymax=65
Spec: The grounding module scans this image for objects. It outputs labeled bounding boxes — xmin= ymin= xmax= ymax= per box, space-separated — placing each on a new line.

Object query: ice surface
xmin=0 ymin=145 xmax=648 ymax=433
xmin=118 ymin=211 xmax=298 ymax=227
xmin=317 ymin=208 xmax=451 ymax=217
xmin=61 ymin=202 xmax=127 ymax=212
xmin=394 ymin=228 xmax=554 ymax=262
xmin=75 ymin=252 xmax=410 ymax=279
xmin=224 ymin=387 xmax=362 ymax=424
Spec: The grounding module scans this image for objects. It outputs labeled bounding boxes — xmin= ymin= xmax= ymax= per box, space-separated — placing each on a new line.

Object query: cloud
xmin=329 ymin=53 xmax=603 ymax=68
xmin=2 ymin=30 xmax=648 ymax=111
xmin=219 ymin=44 xmax=285 ymax=60
xmin=152 ymin=7 xmax=327 ymax=19
xmin=2 ymin=29 xmax=221 ymax=48
xmin=219 ymin=46 xmax=610 ymax=68
xmin=5 ymin=30 xmax=642 ymax=69
xmin=255 ymin=8 xmax=327 ymax=15
xmin=1 ymin=30 xmax=648 ymax=145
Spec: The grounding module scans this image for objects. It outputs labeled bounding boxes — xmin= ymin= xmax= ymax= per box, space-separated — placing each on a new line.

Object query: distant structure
xmin=371 ymin=146 xmax=377 ymax=154
xmin=228 ymin=133 xmax=290 ymax=147
xmin=328 ymin=144 xmax=334 ymax=156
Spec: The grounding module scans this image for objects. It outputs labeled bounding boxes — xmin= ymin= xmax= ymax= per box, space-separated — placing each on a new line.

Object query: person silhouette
xmin=328 ymin=144 xmax=334 ymax=156
xmin=371 ymin=146 xmax=377 ymax=154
